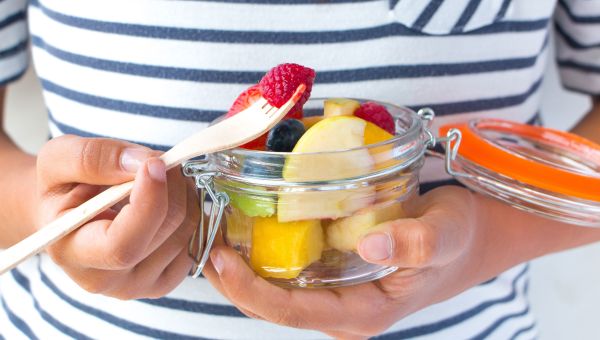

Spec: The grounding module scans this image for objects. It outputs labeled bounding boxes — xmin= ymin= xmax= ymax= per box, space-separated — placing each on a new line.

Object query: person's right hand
xmin=33 ymin=135 xmax=199 ymax=299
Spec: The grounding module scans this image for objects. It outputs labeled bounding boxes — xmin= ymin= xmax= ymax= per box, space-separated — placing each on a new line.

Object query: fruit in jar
xmin=225 ymin=64 xmax=315 ymax=149
xmin=301 ymin=116 xmax=323 ymax=129
xmin=223 ymin=183 xmax=276 ymax=218
xmin=266 ymin=119 xmax=306 ymax=152
xmin=283 ymin=116 xmax=374 ymax=181
xmin=355 ymin=101 xmax=396 ymax=135
xmin=326 ymin=200 xmax=405 ymax=252
xmin=363 ymin=120 xmax=399 ymax=171
xmin=278 ymin=116 xmax=375 ymax=222
xmin=224 ymin=206 xmax=253 ymax=246
xmin=225 ymin=85 xmax=267 ymax=149
xmin=250 ymin=217 xmax=324 ymax=279
xmin=259 ymin=63 xmax=315 ymax=115
xmin=364 ymin=121 xmax=394 ymax=145
xmin=323 ymin=98 xmax=361 ymax=117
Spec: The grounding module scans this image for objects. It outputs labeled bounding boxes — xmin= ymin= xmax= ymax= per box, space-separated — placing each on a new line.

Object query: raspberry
xmin=354 ymin=102 xmax=395 ymax=134
xmin=259 ymin=63 xmax=315 ymax=114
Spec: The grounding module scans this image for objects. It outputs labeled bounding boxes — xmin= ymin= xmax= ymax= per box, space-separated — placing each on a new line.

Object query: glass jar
xmin=183 ymin=99 xmax=600 ymax=288
xmin=184 ymin=99 xmax=429 ymax=288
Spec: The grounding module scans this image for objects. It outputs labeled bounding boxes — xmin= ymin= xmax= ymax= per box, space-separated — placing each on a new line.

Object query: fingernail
xmin=211 ymin=250 xmax=224 ymax=276
xmin=120 ymin=148 xmax=150 ymax=173
xmin=360 ymin=233 xmax=392 ymax=262
xmin=147 ymin=158 xmax=167 ymax=182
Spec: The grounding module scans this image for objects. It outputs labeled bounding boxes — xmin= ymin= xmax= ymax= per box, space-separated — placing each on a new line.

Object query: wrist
xmin=0 ymin=141 xmax=39 ymax=247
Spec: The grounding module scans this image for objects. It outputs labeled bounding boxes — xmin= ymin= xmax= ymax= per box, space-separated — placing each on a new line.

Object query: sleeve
xmin=0 ymin=0 xmax=28 ymax=87
xmin=554 ymin=0 xmax=600 ymax=96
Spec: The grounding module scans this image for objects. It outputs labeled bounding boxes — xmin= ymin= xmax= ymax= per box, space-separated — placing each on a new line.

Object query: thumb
xmin=38 ymin=135 xmax=158 ymax=189
xmin=357 ymin=216 xmax=464 ymax=269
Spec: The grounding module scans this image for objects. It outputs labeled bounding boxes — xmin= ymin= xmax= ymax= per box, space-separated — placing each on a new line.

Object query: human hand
xmin=204 ymin=186 xmax=502 ymax=339
xmin=34 ymin=135 xmax=199 ymax=299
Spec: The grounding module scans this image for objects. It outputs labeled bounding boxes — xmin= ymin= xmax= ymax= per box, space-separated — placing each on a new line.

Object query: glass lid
xmin=439 ymin=119 xmax=600 ymax=227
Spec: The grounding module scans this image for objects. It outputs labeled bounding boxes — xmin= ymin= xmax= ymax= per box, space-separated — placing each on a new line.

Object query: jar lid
xmin=439 ymin=119 xmax=600 ymax=227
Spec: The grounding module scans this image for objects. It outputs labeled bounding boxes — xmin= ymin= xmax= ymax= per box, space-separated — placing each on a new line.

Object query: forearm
xmin=0 ymin=88 xmax=38 ymax=248
xmin=571 ymin=97 xmax=600 ymax=143
xmin=467 ymin=186 xmax=600 ymax=284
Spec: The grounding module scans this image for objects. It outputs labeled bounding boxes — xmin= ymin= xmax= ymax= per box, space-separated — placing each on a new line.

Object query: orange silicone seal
xmin=439 ymin=119 xmax=600 ymax=202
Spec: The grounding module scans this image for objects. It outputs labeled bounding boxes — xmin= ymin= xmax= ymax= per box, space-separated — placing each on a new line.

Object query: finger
xmin=358 ymin=188 xmax=473 ymax=268
xmin=145 ymin=167 xmax=193 ymax=253
xmin=209 ymin=245 xmax=357 ymax=331
xmin=53 ymin=158 xmax=169 ymax=270
xmin=38 ymin=135 xmax=157 ymax=191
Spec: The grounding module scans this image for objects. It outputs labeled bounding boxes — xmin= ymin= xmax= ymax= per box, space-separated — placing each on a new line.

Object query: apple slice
xmin=324 ymin=98 xmax=361 ymax=117
xmin=326 ymin=200 xmax=405 ymax=252
xmin=278 ymin=116 xmax=376 ymax=222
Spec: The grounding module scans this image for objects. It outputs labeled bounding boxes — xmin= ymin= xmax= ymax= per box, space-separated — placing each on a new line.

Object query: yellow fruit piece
xmin=250 ymin=217 xmax=324 ymax=279
xmin=224 ymin=206 xmax=253 ymax=246
xmin=364 ymin=121 xmax=394 ymax=145
xmin=326 ymin=201 xmax=405 ymax=252
xmin=279 ymin=116 xmax=375 ymax=222
xmin=301 ymin=116 xmax=323 ymax=129
xmin=363 ymin=121 xmax=400 ymax=172
xmin=324 ymin=98 xmax=361 ymax=117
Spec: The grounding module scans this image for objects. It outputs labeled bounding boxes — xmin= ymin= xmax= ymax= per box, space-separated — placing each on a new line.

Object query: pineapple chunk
xmin=324 ymin=98 xmax=361 ymax=117
xmin=326 ymin=201 xmax=404 ymax=252
xmin=250 ymin=217 xmax=324 ymax=279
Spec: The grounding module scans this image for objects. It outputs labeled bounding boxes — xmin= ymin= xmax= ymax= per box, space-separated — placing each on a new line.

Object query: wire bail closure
xmin=417 ymin=108 xmax=474 ymax=179
xmin=183 ymin=160 xmax=230 ymax=278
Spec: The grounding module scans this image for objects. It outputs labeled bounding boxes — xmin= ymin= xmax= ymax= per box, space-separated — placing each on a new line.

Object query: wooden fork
xmin=0 ymin=84 xmax=306 ymax=275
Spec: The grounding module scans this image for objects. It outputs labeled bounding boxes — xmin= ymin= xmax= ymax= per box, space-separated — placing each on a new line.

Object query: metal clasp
xmin=417 ymin=108 xmax=474 ymax=180
xmin=182 ymin=160 xmax=230 ymax=278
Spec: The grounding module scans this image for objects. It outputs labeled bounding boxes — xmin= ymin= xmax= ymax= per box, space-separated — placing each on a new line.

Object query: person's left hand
xmin=203 ymin=186 xmax=509 ymax=339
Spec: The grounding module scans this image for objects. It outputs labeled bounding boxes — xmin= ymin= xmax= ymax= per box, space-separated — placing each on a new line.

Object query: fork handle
xmin=0 ymin=181 xmax=135 ymax=275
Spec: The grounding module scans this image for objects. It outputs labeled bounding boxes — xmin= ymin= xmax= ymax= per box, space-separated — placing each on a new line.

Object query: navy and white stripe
xmin=3 ymin=0 xmax=598 ymax=338
xmin=0 ymin=0 xmax=28 ymax=86
xmin=554 ymin=0 xmax=600 ymax=95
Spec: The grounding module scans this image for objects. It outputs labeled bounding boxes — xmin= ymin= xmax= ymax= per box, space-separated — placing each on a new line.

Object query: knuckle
xmin=105 ymin=247 xmax=140 ymax=270
xmin=46 ymin=246 xmax=69 ymax=267
xmin=271 ymin=308 xmax=302 ymax=329
xmin=78 ymin=138 xmax=109 ymax=178
xmin=405 ymin=223 xmax=436 ymax=267
xmin=78 ymin=279 xmax=111 ymax=295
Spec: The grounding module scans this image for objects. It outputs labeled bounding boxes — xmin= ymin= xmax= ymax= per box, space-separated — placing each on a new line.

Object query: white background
xmin=4 ymin=44 xmax=600 ymax=338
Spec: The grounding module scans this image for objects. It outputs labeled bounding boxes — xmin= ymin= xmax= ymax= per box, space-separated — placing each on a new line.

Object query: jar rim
xmin=208 ymin=98 xmax=427 ymax=185
xmin=213 ymin=98 xmax=424 ymax=157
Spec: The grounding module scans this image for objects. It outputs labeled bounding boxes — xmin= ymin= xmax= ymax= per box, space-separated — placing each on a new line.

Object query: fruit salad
xmin=216 ymin=63 xmax=415 ymax=286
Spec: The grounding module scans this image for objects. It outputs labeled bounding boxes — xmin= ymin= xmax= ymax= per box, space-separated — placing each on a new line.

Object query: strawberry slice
xmin=226 ymin=84 xmax=262 ymax=118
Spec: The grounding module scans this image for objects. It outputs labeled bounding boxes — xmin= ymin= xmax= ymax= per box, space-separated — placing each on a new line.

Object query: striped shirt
xmin=1 ymin=0 xmax=599 ymax=338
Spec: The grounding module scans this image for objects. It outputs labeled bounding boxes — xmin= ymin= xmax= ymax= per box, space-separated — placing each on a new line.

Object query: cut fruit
xmin=224 ymin=184 xmax=276 ymax=218
xmin=364 ymin=121 xmax=394 ymax=145
xmin=283 ymin=116 xmax=374 ymax=181
xmin=301 ymin=116 xmax=323 ymax=129
xmin=363 ymin=121 xmax=399 ymax=171
xmin=250 ymin=217 xmax=324 ymax=279
xmin=278 ymin=188 xmax=375 ymax=223
xmin=224 ymin=206 xmax=253 ymax=246
xmin=279 ymin=116 xmax=375 ymax=222
xmin=324 ymin=98 xmax=361 ymax=117
xmin=326 ymin=201 xmax=405 ymax=252
xmin=375 ymin=176 xmax=410 ymax=203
